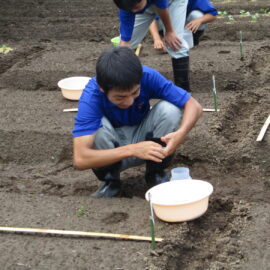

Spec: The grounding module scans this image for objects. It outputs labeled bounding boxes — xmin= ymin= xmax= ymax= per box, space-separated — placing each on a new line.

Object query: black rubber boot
xmin=91 ymin=161 xmax=122 ymax=198
xmin=193 ymin=30 xmax=204 ymax=46
xmin=171 ymin=56 xmax=190 ymax=92
xmin=145 ymin=135 xmax=174 ymax=188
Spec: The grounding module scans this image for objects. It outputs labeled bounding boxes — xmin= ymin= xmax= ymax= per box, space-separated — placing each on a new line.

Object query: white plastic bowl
xmin=58 ymin=76 xmax=90 ymax=100
xmin=145 ymin=180 xmax=213 ymax=222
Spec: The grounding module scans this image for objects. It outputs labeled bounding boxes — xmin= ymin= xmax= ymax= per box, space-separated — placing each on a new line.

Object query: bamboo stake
xmin=0 ymin=226 xmax=163 ymax=242
xmin=135 ymin=44 xmax=142 ymax=56
xmin=256 ymin=115 xmax=270 ymax=142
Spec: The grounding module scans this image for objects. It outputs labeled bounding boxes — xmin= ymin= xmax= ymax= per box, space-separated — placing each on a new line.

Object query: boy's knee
xmin=156 ymin=101 xmax=182 ymax=122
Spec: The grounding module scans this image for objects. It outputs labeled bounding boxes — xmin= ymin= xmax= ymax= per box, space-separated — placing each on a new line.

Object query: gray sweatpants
xmin=93 ymin=101 xmax=183 ymax=171
xmin=130 ymin=0 xmax=189 ymax=59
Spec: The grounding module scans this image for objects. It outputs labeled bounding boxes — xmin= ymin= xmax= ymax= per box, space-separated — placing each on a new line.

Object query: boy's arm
xmin=73 ymin=134 xmax=167 ymax=170
xmin=119 ymin=9 xmax=135 ymax=46
xmin=155 ymin=7 xmax=182 ymax=51
xmin=149 ymin=20 xmax=165 ymax=50
xmin=161 ymin=96 xmax=203 ymax=156
xmin=186 ymin=13 xmax=216 ymax=33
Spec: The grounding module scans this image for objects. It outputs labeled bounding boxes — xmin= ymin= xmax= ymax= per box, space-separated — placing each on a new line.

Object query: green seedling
xmin=0 ymin=44 xmax=13 ymax=54
xmin=251 ymin=13 xmax=260 ymax=21
xmin=218 ymin=11 xmax=228 ymax=16
xmin=75 ymin=206 xmax=88 ymax=216
xmin=227 ymin=15 xmax=235 ymax=22
xmin=259 ymin=8 xmax=270 ymax=14
xmin=240 ymin=10 xmax=250 ymax=16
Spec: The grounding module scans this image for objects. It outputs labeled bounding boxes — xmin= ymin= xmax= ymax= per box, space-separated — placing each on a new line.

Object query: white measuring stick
xmin=64 ymin=108 xmax=220 ymax=113
xmin=203 ymin=108 xmax=220 ymax=112
xmin=256 ymin=114 xmax=270 ymax=142
xmin=135 ymin=43 xmax=142 ymax=56
xmin=0 ymin=226 xmax=163 ymax=242
xmin=63 ymin=108 xmax=78 ymax=112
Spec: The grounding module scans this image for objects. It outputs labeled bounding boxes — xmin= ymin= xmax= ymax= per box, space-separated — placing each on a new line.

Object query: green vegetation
xmin=227 ymin=15 xmax=235 ymax=22
xmin=239 ymin=10 xmax=251 ymax=16
xmin=218 ymin=11 xmax=228 ymax=16
xmin=0 ymin=44 xmax=13 ymax=54
xmin=75 ymin=206 xmax=89 ymax=216
xmin=251 ymin=13 xmax=260 ymax=21
xmin=259 ymin=8 xmax=270 ymax=14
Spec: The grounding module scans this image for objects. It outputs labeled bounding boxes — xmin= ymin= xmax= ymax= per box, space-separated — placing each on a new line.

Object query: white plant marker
xmin=256 ymin=115 xmax=270 ymax=142
xmin=211 ymin=75 xmax=218 ymax=112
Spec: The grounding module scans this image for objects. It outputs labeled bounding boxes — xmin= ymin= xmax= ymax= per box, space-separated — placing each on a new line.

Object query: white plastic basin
xmin=145 ymin=180 xmax=213 ymax=222
xmin=58 ymin=76 xmax=90 ymax=100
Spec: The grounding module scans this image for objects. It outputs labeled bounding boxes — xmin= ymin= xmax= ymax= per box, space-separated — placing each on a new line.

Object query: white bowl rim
xmin=57 ymin=76 xmax=91 ymax=90
xmin=145 ymin=179 xmax=213 ymax=206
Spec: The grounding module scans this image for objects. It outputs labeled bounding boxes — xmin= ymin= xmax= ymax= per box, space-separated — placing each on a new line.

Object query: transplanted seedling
xmin=75 ymin=206 xmax=89 ymax=216
xmin=227 ymin=15 xmax=235 ymax=22
xmin=240 ymin=10 xmax=250 ymax=16
xmin=251 ymin=13 xmax=260 ymax=21
xmin=218 ymin=11 xmax=228 ymax=16
xmin=259 ymin=8 xmax=270 ymax=14
xmin=0 ymin=44 xmax=13 ymax=54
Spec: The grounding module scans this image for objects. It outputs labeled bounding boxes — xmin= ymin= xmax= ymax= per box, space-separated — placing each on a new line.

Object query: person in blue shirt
xmin=149 ymin=0 xmax=218 ymax=51
xmin=112 ymin=0 xmax=192 ymax=91
xmin=73 ymin=47 xmax=202 ymax=198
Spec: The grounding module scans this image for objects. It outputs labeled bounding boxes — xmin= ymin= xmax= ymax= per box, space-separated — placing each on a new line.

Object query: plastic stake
xmin=240 ymin=31 xmax=243 ymax=59
xmin=148 ymin=193 xmax=156 ymax=250
xmin=212 ymin=75 xmax=218 ymax=112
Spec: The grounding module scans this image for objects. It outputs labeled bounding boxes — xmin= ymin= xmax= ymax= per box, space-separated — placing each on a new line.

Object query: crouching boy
xmin=73 ymin=47 xmax=202 ymax=198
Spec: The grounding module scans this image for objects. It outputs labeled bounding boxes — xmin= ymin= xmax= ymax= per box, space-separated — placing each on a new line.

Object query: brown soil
xmin=0 ymin=0 xmax=270 ymax=269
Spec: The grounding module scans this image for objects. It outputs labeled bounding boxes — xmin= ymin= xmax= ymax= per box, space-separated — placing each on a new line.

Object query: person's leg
xmin=186 ymin=10 xmax=206 ymax=46
xmin=91 ymin=117 xmax=123 ymax=198
xmin=166 ymin=0 xmax=190 ymax=91
xmin=130 ymin=6 xmax=156 ymax=49
xmin=132 ymin=100 xmax=183 ymax=187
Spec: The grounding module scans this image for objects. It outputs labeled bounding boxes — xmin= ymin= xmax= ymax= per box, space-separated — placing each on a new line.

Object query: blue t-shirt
xmin=187 ymin=0 xmax=218 ymax=17
xmin=120 ymin=0 xmax=168 ymax=42
xmin=155 ymin=0 xmax=217 ymax=21
xmin=73 ymin=66 xmax=190 ymax=137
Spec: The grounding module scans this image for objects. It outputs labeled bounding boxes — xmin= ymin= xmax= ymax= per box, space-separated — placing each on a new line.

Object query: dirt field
xmin=0 ymin=0 xmax=269 ymax=269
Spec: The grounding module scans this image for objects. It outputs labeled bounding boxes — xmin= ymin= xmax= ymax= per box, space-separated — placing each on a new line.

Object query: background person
xmin=149 ymin=0 xmax=218 ymax=51
xmin=73 ymin=47 xmax=203 ymax=198
xmin=112 ymin=0 xmax=193 ymax=91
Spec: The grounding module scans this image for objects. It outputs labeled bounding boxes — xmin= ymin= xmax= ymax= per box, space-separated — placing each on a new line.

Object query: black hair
xmin=96 ymin=47 xmax=143 ymax=93
xmin=112 ymin=0 xmax=142 ymax=11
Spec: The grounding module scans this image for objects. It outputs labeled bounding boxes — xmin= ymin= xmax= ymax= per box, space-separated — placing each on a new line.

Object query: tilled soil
xmin=0 ymin=0 xmax=269 ymax=269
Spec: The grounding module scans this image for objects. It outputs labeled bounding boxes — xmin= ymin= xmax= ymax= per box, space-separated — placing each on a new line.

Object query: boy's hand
xmin=130 ymin=141 xmax=166 ymax=162
xmin=186 ymin=18 xmax=203 ymax=33
xmin=161 ymin=131 xmax=184 ymax=156
xmin=164 ymin=31 xmax=182 ymax=51
xmin=154 ymin=39 xmax=165 ymax=51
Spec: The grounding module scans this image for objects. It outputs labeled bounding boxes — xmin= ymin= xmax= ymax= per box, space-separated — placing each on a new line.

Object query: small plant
xmin=218 ymin=11 xmax=228 ymax=16
xmin=259 ymin=8 xmax=270 ymax=14
xmin=75 ymin=206 xmax=88 ymax=216
xmin=251 ymin=13 xmax=260 ymax=21
xmin=227 ymin=15 xmax=235 ymax=22
xmin=0 ymin=44 xmax=13 ymax=54
xmin=240 ymin=10 xmax=250 ymax=16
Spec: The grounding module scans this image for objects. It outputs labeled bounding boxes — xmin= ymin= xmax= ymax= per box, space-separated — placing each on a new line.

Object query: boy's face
xmin=105 ymin=85 xmax=140 ymax=109
xmin=131 ymin=0 xmax=147 ymax=12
